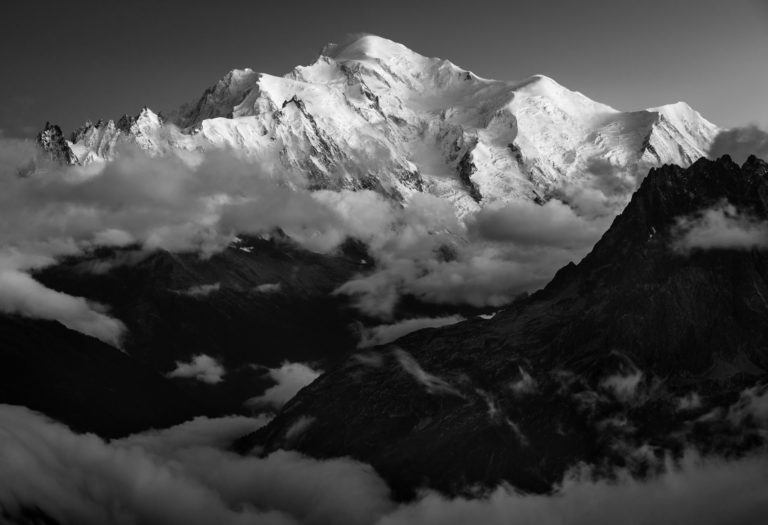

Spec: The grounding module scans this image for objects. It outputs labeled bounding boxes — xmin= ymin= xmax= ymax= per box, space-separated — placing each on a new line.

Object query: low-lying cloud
xmin=378 ymin=452 xmax=768 ymax=525
xmin=0 ymin=405 xmax=392 ymax=525
xmin=334 ymin=155 xmax=640 ymax=317
xmin=674 ymin=201 xmax=768 ymax=251
xmin=176 ymin=283 xmax=222 ymax=297
xmin=0 ymin=267 xmax=124 ymax=345
xmin=2 ymin=404 xmax=768 ymax=525
xmin=0 ymin=143 xmax=390 ymax=339
xmin=167 ymin=354 xmax=227 ymax=384
xmin=358 ymin=315 xmax=464 ymax=347
xmin=0 ymin=138 xmax=637 ymax=334
xmin=247 ymin=362 xmax=322 ymax=409
xmin=467 ymin=199 xmax=605 ymax=249
xmin=254 ymin=282 xmax=282 ymax=293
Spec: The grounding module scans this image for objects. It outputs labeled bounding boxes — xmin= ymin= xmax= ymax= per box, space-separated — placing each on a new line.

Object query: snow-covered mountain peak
xmin=649 ymin=100 xmax=708 ymax=127
xmin=321 ymin=34 xmax=419 ymax=63
xmin=309 ymin=34 xmax=477 ymax=96
xmin=512 ymin=74 xmax=569 ymax=92
xmin=45 ymin=35 xmax=720 ymax=216
xmin=223 ymin=67 xmax=258 ymax=85
xmin=508 ymin=74 xmax=618 ymax=127
xmin=135 ymin=106 xmax=161 ymax=125
xmin=316 ymin=33 xmax=459 ymax=78
xmin=639 ymin=101 xmax=718 ymax=166
xmin=170 ymin=67 xmax=261 ymax=129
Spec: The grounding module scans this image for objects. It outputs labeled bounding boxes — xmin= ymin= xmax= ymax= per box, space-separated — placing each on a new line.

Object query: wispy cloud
xmin=358 ymin=316 xmax=464 ymax=347
xmin=673 ymin=201 xmax=768 ymax=251
xmin=254 ymin=282 xmax=282 ymax=294
xmin=176 ymin=283 xmax=221 ymax=297
xmin=167 ymin=354 xmax=226 ymax=384
xmin=247 ymin=362 xmax=322 ymax=409
xmin=0 ymin=267 xmax=124 ymax=345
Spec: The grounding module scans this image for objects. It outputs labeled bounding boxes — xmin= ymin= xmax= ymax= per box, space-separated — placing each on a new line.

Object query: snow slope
xmin=54 ymin=34 xmax=719 ymax=215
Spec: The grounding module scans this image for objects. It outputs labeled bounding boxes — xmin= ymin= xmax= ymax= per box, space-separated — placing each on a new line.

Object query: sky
xmin=1 ymin=0 xmax=767 ymax=137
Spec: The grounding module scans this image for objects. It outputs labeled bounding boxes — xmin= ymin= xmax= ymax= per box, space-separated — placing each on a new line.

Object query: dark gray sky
xmin=2 ymin=0 xmax=766 ymax=137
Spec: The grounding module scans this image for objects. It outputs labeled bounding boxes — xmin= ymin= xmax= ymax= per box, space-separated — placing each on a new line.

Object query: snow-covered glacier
xmin=48 ymin=34 xmax=719 ymax=216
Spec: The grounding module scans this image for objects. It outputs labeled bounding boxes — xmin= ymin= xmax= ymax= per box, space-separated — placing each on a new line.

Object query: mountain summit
xmin=39 ymin=34 xmax=718 ymax=216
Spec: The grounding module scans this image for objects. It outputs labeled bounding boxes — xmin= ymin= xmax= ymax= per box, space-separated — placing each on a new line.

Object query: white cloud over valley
xmin=674 ymin=201 xmax=768 ymax=252
xmin=247 ymin=362 xmax=323 ymax=409
xmin=1 ymin=404 xmax=768 ymax=525
xmin=167 ymin=354 xmax=227 ymax=384
xmin=0 ymin=136 xmax=641 ymax=338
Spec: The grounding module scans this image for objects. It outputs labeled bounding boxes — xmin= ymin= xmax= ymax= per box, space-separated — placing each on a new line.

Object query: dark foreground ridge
xmin=243 ymin=155 xmax=768 ymax=498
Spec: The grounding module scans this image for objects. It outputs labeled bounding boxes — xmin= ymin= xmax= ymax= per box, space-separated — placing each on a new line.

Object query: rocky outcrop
xmin=171 ymin=68 xmax=260 ymax=129
xmin=457 ymin=149 xmax=482 ymax=202
xmin=35 ymin=122 xmax=78 ymax=165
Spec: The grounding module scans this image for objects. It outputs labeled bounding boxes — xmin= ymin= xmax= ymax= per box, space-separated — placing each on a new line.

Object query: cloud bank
xmin=466 ymin=199 xmax=605 ymax=248
xmin=378 ymin=452 xmax=768 ymax=525
xmin=2 ymin=404 xmax=768 ymax=525
xmin=0 ymin=137 xmax=641 ymax=335
xmin=334 ymin=155 xmax=640 ymax=317
xmin=0 ymin=405 xmax=392 ymax=525
xmin=674 ymin=201 xmax=768 ymax=251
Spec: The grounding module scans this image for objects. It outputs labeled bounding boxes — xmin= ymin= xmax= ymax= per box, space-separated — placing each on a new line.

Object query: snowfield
xmin=60 ymin=34 xmax=718 ymax=218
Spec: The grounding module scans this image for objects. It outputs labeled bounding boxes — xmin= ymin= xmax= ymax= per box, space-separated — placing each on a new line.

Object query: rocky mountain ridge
xmin=244 ymin=155 xmax=768 ymax=497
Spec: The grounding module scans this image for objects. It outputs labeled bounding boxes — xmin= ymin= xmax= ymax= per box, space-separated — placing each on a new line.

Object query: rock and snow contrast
xmin=16 ymin=35 xmax=728 ymax=435
xmin=17 ymin=33 xmax=747 ymax=446
xmin=6 ymin=10 xmax=768 ymax=522
xmin=40 ymin=34 xmax=718 ymax=216
xmin=248 ymin=155 xmax=768 ymax=496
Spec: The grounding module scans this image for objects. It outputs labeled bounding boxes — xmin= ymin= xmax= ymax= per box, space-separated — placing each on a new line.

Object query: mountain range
xmin=15 ymin=35 xmax=767 ymax=485
xmin=39 ymin=34 xmax=718 ymax=216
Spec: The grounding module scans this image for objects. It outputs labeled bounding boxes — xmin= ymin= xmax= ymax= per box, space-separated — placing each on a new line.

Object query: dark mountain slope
xmin=244 ymin=156 xmax=768 ymax=497
xmin=0 ymin=314 xmax=202 ymax=438
xmin=33 ymin=235 xmax=372 ymax=416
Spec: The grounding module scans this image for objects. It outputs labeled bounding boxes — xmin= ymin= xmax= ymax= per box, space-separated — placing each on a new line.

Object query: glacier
xmin=47 ymin=34 xmax=719 ymax=217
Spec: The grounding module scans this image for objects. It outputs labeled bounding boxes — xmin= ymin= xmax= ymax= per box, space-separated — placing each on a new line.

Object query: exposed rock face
xmin=35 ymin=122 xmax=78 ymax=165
xmin=38 ymin=35 xmax=718 ymax=216
xmin=244 ymin=156 xmax=768 ymax=497
xmin=63 ymin=107 xmax=164 ymax=164
xmin=171 ymin=68 xmax=261 ymax=129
